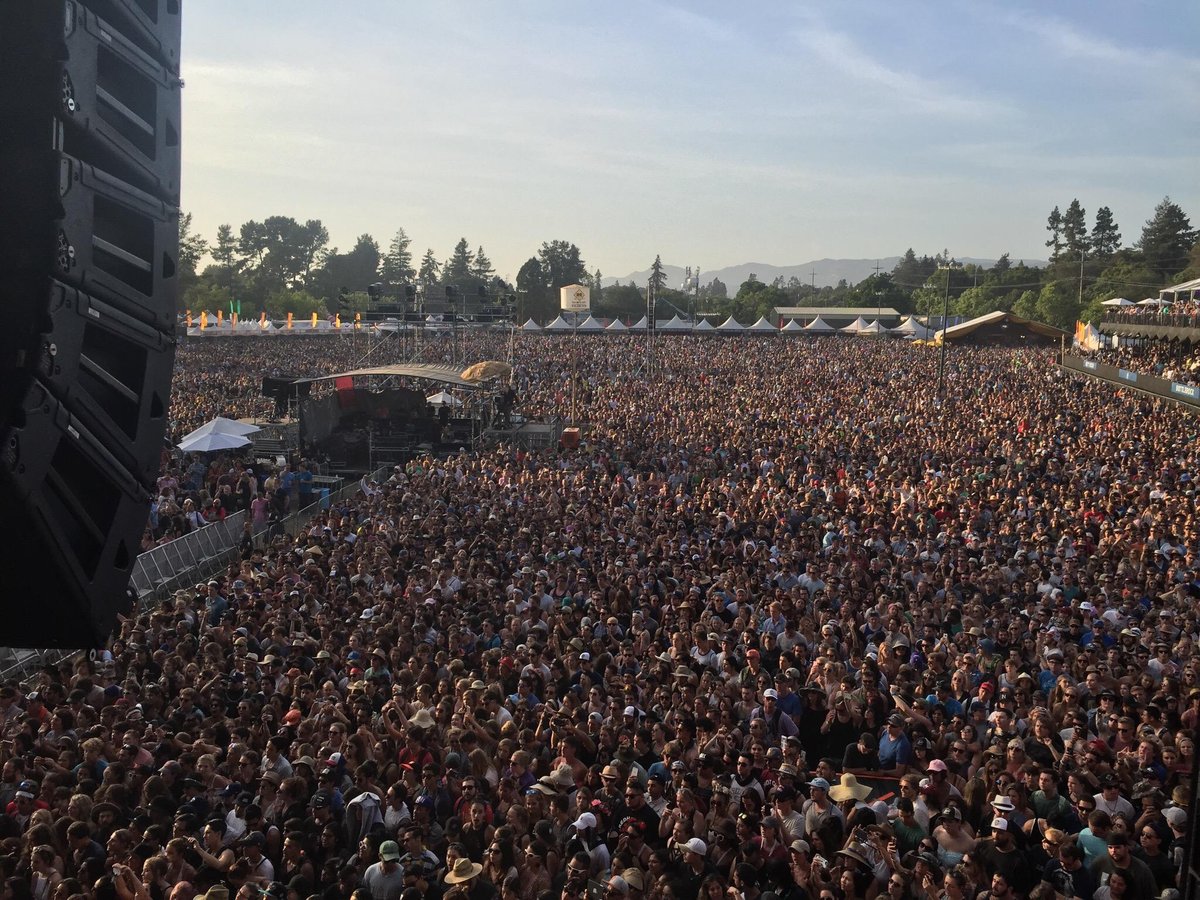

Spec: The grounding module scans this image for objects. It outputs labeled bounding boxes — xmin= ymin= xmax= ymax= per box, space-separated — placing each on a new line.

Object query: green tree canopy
xmin=444 ymin=238 xmax=475 ymax=283
xmin=1091 ymin=206 xmax=1121 ymax=257
xmin=1137 ymin=196 xmax=1196 ymax=280
xmin=648 ymin=254 xmax=667 ymax=294
xmin=1062 ymin=199 xmax=1090 ymax=258
xmin=537 ymin=240 xmax=587 ymax=290
xmin=1045 ymin=206 xmax=1064 ymax=262
xmin=309 ymin=234 xmax=381 ymax=310
xmin=417 ymin=248 xmax=441 ymax=285
xmin=380 ymin=227 xmax=415 ymax=284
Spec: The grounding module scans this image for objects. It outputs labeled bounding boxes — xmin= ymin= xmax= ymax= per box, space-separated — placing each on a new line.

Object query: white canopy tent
xmin=181 ymin=417 xmax=261 ymax=443
xmin=544 ymin=315 xmax=573 ymax=331
xmin=803 ymin=316 xmax=835 ymax=333
xmin=780 ymin=319 xmax=804 ymax=332
xmin=521 ymin=318 xmax=542 ymax=331
xmin=747 ymin=316 xmax=777 ymax=333
xmin=605 ymin=318 xmax=628 ymax=332
xmin=659 ymin=315 xmax=689 ymax=331
xmin=425 ymin=391 xmax=463 ymax=407
xmin=717 ymin=315 xmax=744 ymax=332
xmin=1101 ymin=298 xmax=1135 ymax=307
xmin=840 ymin=316 xmax=870 ymax=334
xmin=1138 ymin=297 xmax=1170 ymax=307
xmin=889 ymin=316 xmax=934 ymax=339
xmin=693 ymin=318 xmax=715 ymax=332
xmin=629 ymin=316 xmax=648 ymax=331
xmin=576 ymin=315 xmax=605 ymax=331
xmin=177 ymin=431 xmax=252 ymax=453
xmin=856 ymin=320 xmax=890 ymax=337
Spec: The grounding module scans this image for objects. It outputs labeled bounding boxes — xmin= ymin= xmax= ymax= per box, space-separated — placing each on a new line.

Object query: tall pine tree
xmin=1136 ymin=196 xmax=1194 ymax=280
xmin=1045 ymin=206 xmax=1064 ymax=261
xmin=1090 ymin=207 xmax=1122 ymax=257
xmin=417 ymin=248 xmax=441 ymax=284
xmin=380 ymin=227 xmax=415 ymax=283
xmin=471 ymin=246 xmax=494 ymax=281
xmin=648 ymin=254 xmax=667 ymax=294
xmin=445 ymin=238 xmax=474 ymax=282
xmin=1062 ymin=199 xmax=1090 ymax=257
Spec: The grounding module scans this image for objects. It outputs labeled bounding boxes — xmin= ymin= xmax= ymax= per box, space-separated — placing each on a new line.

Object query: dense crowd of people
xmin=3 ymin=333 xmax=1197 ymax=900
xmin=1082 ymin=339 xmax=1200 ymax=387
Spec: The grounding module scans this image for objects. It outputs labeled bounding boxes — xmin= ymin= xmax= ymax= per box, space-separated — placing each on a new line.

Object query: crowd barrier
xmin=1061 ymin=354 xmax=1200 ymax=411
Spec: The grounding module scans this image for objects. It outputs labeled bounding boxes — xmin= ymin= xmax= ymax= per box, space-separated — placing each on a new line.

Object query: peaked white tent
xmin=693 ymin=318 xmax=715 ymax=332
xmin=803 ymin=316 xmax=835 ymax=333
xmin=659 ymin=315 xmax=689 ymax=331
xmin=840 ymin=316 xmax=870 ymax=334
xmin=1101 ymin=297 xmax=1134 ymax=307
xmin=629 ymin=316 xmax=648 ymax=331
xmin=521 ymin=318 xmax=542 ymax=331
xmin=426 ymin=391 xmax=463 ymax=407
xmin=606 ymin=318 xmax=628 ymax=332
xmin=182 ymin=417 xmax=261 ymax=442
xmin=747 ymin=316 xmax=777 ymax=333
xmin=717 ymin=315 xmax=744 ymax=332
xmin=577 ymin=315 xmax=604 ymax=331
xmin=1137 ymin=297 xmax=1170 ymax=307
xmin=856 ymin=320 xmax=889 ymax=337
xmin=545 ymin=315 xmax=573 ymax=331
xmin=890 ymin=316 xmax=934 ymax=339
xmin=780 ymin=319 xmax=804 ymax=332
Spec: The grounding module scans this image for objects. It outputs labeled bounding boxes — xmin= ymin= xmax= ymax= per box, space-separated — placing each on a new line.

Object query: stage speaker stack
xmin=0 ymin=0 xmax=182 ymax=647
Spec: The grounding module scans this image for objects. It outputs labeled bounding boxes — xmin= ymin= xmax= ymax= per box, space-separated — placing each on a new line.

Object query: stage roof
xmin=937 ymin=310 xmax=1070 ymax=342
xmin=291 ymin=364 xmax=478 ymax=388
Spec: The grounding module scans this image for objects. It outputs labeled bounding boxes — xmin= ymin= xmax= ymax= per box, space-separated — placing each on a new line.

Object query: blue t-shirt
xmin=878 ymin=732 xmax=912 ymax=769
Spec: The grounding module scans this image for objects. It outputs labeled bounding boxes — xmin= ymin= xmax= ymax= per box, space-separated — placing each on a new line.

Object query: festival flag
xmin=200 ymin=311 xmax=208 ymax=330
xmin=217 ymin=309 xmax=223 ymax=326
xmin=260 ymin=311 xmax=267 ymax=327
xmin=186 ymin=310 xmax=192 ymax=329
xmin=236 ymin=299 xmax=242 ymax=317
xmin=231 ymin=312 xmax=238 ymax=327
xmin=335 ymin=313 xmax=342 ymax=329
xmin=355 ymin=312 xmax=361 ymax=329
xmin=311 ymin=311 xmax=318 ymax=329
xmin=287 ymin=312 xmax=293 ymax=329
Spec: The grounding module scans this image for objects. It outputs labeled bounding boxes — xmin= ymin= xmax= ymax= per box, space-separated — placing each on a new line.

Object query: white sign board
xmin=560 ymin=284 xmax=591 ymax=312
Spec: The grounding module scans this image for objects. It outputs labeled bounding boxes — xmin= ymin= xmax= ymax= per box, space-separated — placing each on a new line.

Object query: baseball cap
xmin=675 ymin=837 xmax=707 ymax=857
xmin=991 ymin=817 xmax=1009 ymax=832
xmin=378 ymin=841 xmax=400 ymax=862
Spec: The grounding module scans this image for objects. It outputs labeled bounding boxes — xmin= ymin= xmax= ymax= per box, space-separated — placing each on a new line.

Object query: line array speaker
xmin=0 ymin=0 xmax=182 ymax=647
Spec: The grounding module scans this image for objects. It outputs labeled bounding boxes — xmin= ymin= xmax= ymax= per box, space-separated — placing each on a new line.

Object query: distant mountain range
xmin=603 ymin=256 xmax=1048 ymax=290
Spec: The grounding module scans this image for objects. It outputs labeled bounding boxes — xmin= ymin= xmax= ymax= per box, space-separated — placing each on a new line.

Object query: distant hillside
xmin=603 ymin=256 xmax=1047 ymax=289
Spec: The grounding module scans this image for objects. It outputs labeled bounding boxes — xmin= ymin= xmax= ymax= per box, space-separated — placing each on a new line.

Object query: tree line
xmin=179 ymin=195 xmax=1198 ymax=329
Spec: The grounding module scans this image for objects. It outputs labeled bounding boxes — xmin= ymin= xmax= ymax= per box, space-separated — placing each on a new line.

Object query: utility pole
xmin=873 ymin=261 xmax=882 ymax=323
xmin=1078 ymin=252 xmax=1086 ymax=309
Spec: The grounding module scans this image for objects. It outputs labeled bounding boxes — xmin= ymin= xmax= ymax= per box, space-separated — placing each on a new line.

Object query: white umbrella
xmin=1101 ymin=297 xmax=1134 ymax=307
xmin=181 ymin=417 xmax=261 ymax=443
xmin=1138 ymin=297 xmax=1169 ymax=306
xmin=177 ymin=432 xmax=251 ymax=453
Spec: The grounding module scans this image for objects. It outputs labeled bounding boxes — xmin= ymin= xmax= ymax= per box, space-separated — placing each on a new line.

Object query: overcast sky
xmin=181 ymin=1 xmax=1199 ymax=281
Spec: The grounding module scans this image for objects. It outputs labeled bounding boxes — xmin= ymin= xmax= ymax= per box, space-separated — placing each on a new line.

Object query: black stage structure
xmin=288 ymin=364 xmax=507 ymax=471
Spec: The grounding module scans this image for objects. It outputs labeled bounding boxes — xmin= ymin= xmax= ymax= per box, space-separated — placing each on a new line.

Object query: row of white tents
xmin=185 ymin=313 xmax=937 ymax=338
xmin=524 ymin=314 xmax=936 ymax=338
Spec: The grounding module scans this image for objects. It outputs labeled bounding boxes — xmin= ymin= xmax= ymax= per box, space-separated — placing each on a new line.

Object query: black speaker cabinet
xmin=0 ymin=0 xmax=181 ymax=647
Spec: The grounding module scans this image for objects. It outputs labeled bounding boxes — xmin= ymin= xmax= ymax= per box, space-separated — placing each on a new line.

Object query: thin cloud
xmin=1005 ymin=11 xmax=1200 ymax=74
xmin=789 ymin=22 xmax=1013 ymax=121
